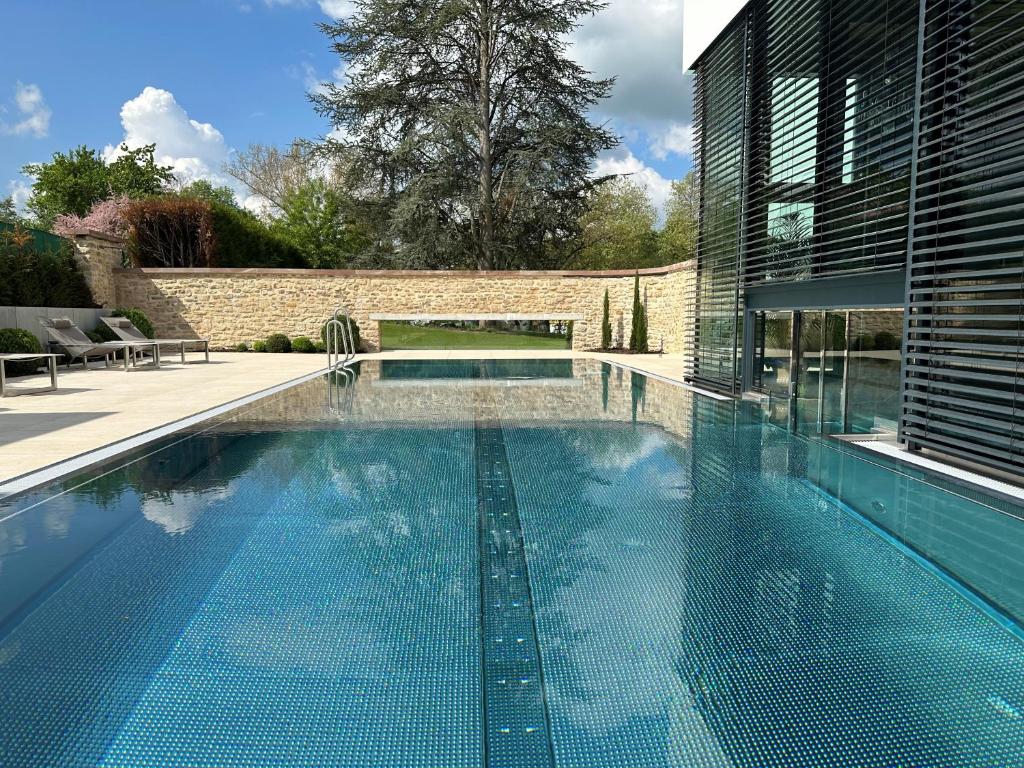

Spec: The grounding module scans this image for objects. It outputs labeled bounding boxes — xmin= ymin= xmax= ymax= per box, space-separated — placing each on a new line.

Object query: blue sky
xmin=0 ymin=0 xmax=693 ymax=217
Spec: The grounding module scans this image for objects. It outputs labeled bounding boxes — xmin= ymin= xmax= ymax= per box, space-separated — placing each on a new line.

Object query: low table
xmin=0 ymin=354 xmax=61 ymax=397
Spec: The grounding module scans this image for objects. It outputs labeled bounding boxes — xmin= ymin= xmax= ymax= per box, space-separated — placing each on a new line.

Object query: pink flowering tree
xmin=53 ymin=196 xmax=131 ymax=239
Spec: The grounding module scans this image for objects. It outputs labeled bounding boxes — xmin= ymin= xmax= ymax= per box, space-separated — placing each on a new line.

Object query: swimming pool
xmin=1 ymin=358 xmax=1022 ymax=767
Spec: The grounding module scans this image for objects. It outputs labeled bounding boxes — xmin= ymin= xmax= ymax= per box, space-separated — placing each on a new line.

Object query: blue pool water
xmin=1 ymin=359 xmax=1023 ymax=767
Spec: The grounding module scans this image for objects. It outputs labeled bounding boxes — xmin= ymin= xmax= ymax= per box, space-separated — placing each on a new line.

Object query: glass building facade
xmin=689 ymin=0 xmax=1024 ymax=478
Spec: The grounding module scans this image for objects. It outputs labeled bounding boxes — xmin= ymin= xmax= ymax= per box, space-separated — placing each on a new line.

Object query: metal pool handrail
xmin=325 ymin=307 xmax=356 ymax=371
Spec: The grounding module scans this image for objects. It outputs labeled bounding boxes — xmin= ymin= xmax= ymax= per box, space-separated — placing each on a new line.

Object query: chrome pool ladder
xmin=325 ymin=307 xmax=357 ymax=414
xmin=325 ymin=307 xmax=356 ymax=371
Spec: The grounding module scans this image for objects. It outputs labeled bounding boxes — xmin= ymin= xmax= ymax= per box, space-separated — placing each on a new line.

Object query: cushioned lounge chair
xmin=40 ymin=318 xmax=160 ymax=371
xmin=100 ymin=317 xmax=210 ymax=364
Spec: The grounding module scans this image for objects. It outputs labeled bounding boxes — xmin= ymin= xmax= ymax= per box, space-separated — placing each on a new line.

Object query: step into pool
xmin=0 ymin=359 xmax=1022 ymax=767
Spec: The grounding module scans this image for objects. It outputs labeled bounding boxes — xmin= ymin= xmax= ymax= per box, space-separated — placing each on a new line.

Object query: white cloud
xmin=260 ymin=0 xmax=353 ymax=17
xmin=593 ymin=148 xmax=674 ymax=221
xmin=104 ymin=86 xmax=232 ymax=188
xmin=649 ymin=122 xmax=694 ymax=161
xmin=1 ymin=82 xmax=51 ymax=138
xmin=6 ymin=178 xmax=32 ymax=211
xmin=318 ymin=0 xmax=355 ymax=18
xmin=571 ymin=1 xmax=691 ymax=130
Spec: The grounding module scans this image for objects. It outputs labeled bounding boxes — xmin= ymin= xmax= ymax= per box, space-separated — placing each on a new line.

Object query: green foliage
xmin=0 ymin=227 xmax=95 ymax=307
xmin=566 ymin=320 xmax=574 ymax=348
xmin=659 ymin=172 xmax=698 ymax=264
xmin=0 ymin=328 xmax=44 ymax=376
xmin=628 ymin=274 xmax=649 ymax=353
xmin=573 ymin=178 xmax=659 ymax=270
xmin=313 ymin=0 xmax=618 ymax=270
xmin=124 ymin=196 xmax=305 ymax=268
xmin=23 ymin=144 xmax=174 ymax=229
xmin=320 ymin=318 xmax=362 ymax=353
xmin=291 ymin=336 xmax=317 ymax=353
xmin=252 ymin=340 xmax=268 ymax=353
xmin=91 ymin=309 xmax=153 ymax=341
xmin=853 ymin=334 xmax=876 ymax=352
xmin=874 ymin=331 xmax=899 ymax=350
xmin=115 ymin=308 xmax=155 ymax=339
xmin=264 ymin=333 xmax=292 ymax=353
xmin=601 ymin=289 xmax=612 ymax=350
xmin=209 ymin=202 xmax=306 ymax=268
xmin=234 ymin=342 xmax=250 ymax=352
xmin=269 ymin=178 xmax=370 ymax=269
xmin=0 ymin=196 xmax=22 ymax=225
xmin=107 ymin=145 xmax=176 ymax=198
xmin=177 ymin=180 xmax=238 ymax=207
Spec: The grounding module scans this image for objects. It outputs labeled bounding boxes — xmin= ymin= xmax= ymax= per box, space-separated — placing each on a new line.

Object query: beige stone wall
xmin=111 ymin=262 xmax=696 ymax=354
xmin=69 ymin=231 xmax=125 ymax=308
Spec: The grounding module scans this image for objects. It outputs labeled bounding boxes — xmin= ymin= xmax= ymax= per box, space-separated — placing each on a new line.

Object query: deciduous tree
xmin=270 ymin=178 xmax=371 ymax=268
xmin=23 ymin=144 xmax=173 ymax=229
xmin=658 ymin=171 xmax=698 ymax=264
xmin=572 ymin=177 xmax=658 ymax=270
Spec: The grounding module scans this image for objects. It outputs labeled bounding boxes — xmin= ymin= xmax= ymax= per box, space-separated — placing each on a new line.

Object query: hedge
xmin=124 ymin=197 xmax=306 ymax=269
xmin=0 ymin=228 xmax=95 ymax=308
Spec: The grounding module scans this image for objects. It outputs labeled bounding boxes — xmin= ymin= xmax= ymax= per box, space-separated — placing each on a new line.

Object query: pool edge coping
xmin=0 ymin=365 xmax=332 ymax=501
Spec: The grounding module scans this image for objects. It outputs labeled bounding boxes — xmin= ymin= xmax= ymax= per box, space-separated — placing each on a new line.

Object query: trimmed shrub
xmin=252 ymin=340 xmax=267 ymax=353
xmin=292 ymin=336 xmax=316 ymax=353
xmin=0 ymin=226 xmax=95 ymax=308
xmin=115 ymin=308 xmax=154 ymax=338
xmin=853 ymin=333 xmax=876 ymax=352
xmin=874 ymin=331 xmax=898 ymax=350
xmin=0 ymin=328 xmax=44 ymax=376
xmin=314 ymin=340 xmax=327 ymax=353
xmin=92 ymin=308 xmax=155 ymax=342
xmin=234 ymin=342 xmax=249 ymax=352
xmin=319 ymin=318 xmax=362 ymax=353
xmin=265 ymin=333 xmax=292 ymax=353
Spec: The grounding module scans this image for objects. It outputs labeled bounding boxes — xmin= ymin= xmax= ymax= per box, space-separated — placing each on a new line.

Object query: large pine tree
xmin=312 ymin=0 xmax=618 ymax=270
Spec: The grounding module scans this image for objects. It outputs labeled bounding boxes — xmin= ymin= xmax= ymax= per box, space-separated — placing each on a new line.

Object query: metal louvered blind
xmin=691 ymin=17 xmax=751 ymax=393
xmin=743 ymin=0 xmax=919 ymax=287
xmin=902 ymin=0 xmax=1024 ymax=475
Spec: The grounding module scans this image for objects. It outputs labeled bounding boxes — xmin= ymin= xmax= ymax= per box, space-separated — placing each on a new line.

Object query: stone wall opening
xmin=373 ymin=315 xmax=583 ymax=351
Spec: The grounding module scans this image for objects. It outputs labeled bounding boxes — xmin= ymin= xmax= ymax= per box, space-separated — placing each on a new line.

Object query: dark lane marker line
xmin=474 ymin=416 xmax=557 ymax=768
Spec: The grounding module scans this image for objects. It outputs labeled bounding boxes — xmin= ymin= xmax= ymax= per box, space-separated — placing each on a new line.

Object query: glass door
xmin=820 ymin=311 xmax=847 ymax=434
xmin=794 ymin=311 xmax=824 ymax=433
xmin=794 ymin=310 xmax=848 ymax=434
xmin=751 ymin=311 xmax=794 ymax=427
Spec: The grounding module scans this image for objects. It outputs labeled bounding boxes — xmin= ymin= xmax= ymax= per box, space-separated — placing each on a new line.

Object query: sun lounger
xmin=40 ymin=318 xmax=160 ymax=371
xmin=100 ymin=317 xmax=210 ymax=364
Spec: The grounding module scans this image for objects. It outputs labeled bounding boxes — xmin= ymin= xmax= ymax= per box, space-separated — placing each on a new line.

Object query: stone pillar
xmin=360 ymin=320 xmax=381 ymax=353
xmin=69 ymin=230 xmax=127 ymax=308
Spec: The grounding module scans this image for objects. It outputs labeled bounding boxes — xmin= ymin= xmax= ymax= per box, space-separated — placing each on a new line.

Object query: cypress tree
xmin=601 ymin=289 xmax=612 ymax=350
xmin=629 ymin=273 xmax=649 ymax=353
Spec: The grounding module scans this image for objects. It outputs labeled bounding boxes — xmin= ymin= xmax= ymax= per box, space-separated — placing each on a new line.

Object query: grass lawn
xmin=380 ymin=322 xmax=570 ymax=350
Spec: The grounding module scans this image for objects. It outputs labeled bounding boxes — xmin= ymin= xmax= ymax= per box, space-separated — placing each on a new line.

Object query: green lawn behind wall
xmin=380 ymin=322 xmax=570 ymax=351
